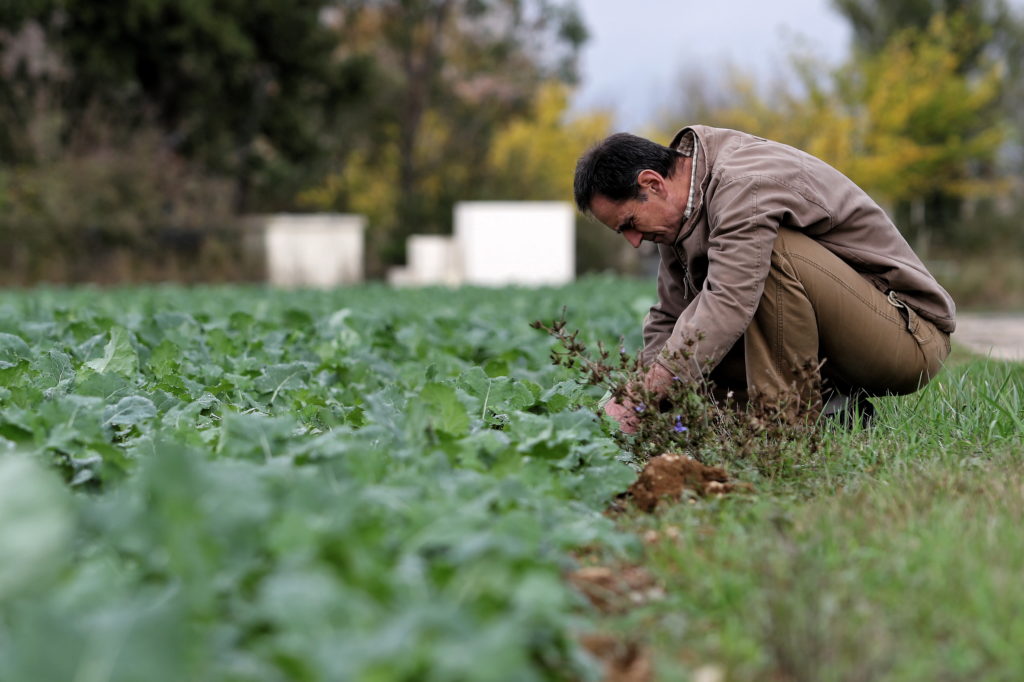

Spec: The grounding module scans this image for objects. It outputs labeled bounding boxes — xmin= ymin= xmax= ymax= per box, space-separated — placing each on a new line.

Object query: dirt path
xmin=954 ymin=313 xmax=1024 ymax=361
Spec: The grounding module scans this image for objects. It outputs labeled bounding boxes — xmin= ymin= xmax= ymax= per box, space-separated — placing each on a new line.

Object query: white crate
xmin=264 ymin=214 xmax=365 ymax=288
xmin=454 ymin=202 xmax=574 ymax=286
xmin=407 ymin=235 xmax=461 ymax=286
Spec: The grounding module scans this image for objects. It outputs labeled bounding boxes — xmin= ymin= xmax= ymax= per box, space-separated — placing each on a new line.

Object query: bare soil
xmin=568 ymin=455 xmax=752 ymax=681
xmin=568 ymin=564 xmax=661 ymax=681
xmin=567 ymin=564 xmax=663 ymax=614
xmin=579 ymin=634 xmax=653 ymax=682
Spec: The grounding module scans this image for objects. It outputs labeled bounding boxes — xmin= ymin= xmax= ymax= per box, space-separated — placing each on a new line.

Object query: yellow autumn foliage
xmin=487 ymin=82 xmax=613 ymax=201
xmin=298 ymin=140 xmax=400 ymax=232
xmin=666 ymin=14 xmax=1006 ymax=206
xmin=847 ymin=14 xmax=1006 ymax=201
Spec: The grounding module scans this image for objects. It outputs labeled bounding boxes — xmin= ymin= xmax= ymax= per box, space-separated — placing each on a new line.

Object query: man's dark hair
xmin=573 ymin=133 xmax=682 ymax=212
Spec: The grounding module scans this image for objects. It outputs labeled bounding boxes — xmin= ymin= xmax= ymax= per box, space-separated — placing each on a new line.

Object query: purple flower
xmin=673 ymin=415 xmax=688 ymax=433
xmin=633 ymin=403 xmax=646 ymax=413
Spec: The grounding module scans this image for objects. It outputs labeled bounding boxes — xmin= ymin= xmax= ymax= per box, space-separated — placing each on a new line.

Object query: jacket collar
xmin=669 ymin=126 xmax=709 ymax=246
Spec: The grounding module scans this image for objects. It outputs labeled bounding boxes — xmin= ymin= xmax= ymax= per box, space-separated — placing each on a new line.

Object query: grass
xmin=593 ymin=348 xmax=1024 ymax=681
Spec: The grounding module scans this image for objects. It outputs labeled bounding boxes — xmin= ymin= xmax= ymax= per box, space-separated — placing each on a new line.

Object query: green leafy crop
xmin=0 ymin=279 xmax=647 ymax=681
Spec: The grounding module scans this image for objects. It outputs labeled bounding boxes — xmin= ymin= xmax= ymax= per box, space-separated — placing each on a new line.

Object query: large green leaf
xmin=84 ymin=327 xmax=139 ymax=377
xmin=419 ymin=382 xmax=470 ymax=436
xmin=103 ymin=396 xmax=158 ymax=429
xmin=0 ymin=333 xmax=31 ymax=369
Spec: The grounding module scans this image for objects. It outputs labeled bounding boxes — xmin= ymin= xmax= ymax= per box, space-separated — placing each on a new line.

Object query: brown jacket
xmin=642 ymin=125 xmax=956 ymax=376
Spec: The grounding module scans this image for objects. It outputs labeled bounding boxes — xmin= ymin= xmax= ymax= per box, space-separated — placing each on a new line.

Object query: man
xmin=573 ymin=126 xmax=955 ymax=430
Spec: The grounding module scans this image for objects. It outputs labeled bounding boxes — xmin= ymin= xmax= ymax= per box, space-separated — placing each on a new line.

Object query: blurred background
xmin=2 ymin=0 xmax=1023 ymax=307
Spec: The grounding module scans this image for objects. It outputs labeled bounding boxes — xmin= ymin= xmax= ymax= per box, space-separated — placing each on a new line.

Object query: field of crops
xmin=1 ymin=278 xmax=1023 ymax=681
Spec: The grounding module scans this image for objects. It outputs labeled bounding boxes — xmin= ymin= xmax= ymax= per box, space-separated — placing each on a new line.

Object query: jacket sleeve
xmin=656 ymin=175 xmax=816 ymax=381
xmin=641 ymin=245 xmax=691 ymax=365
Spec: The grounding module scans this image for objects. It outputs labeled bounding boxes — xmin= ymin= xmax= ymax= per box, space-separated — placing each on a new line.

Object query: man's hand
xmin=604 ymin=363 xmax=679 ymax=434
xmin=643 ymin=362 xmax=676 ymax=395
xmin=604 ymin=397 xmax=640 ymax=434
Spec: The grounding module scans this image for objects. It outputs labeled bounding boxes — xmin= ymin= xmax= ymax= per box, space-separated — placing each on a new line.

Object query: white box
xmin=386 ymin=266 xmax=415 ymax=287
xmin=407 ymin=235 xmax=461 ymax=285
xmin=454 ymin=202 xmax=574 ymax=286
xmin=264 ymin=214 xmax=365 ymax=288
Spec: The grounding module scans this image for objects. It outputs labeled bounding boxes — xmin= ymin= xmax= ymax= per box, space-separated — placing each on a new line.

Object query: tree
xmin=832 ymin=0 xmax=1003 ymax=53
xmin=2 ymin=1 xmax=593 ymax=280
xmin=847 ymin=16 xmax=1005 ymax=204
xmin=0 ymin=11 xmax=67 ymax=165
xmin=1 ymin=2 xmax=384 ymax=282
xmin=831 ymin=0 xmax=1024 ymax=181
xmin=1 ymin=0 xmax=375 ymax=210
xmin=303 ymin=0 xmax=587 ymax=271
xmin=485 ymin=82 xmax=635 ymax=273
xmin=486 ymin=82 xmax=611 ymax=201
xmin=659 ymin=13 xmax=1007 ymax=250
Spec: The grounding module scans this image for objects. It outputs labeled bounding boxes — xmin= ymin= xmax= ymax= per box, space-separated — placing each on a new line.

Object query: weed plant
xmin=531 ymin=312 xmax=822 ymax=479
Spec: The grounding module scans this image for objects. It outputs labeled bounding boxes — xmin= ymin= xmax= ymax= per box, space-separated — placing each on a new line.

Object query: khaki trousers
xmin=710 ymin=228 xmax=951 ymax=403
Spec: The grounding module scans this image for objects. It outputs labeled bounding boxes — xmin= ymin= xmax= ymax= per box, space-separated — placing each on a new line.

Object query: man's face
xmin=589 ymin=190 xmax=687 ymax=249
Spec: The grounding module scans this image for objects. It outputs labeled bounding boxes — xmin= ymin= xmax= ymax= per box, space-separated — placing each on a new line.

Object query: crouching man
xmin=573 ymin=126 xmax=955 ymax=430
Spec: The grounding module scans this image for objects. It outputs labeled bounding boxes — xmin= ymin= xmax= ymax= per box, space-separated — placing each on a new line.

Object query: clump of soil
xmin=580 ymin=634 xmax=653 ymax=682
xmin=625 ymin=453 xmax=751 ymax=513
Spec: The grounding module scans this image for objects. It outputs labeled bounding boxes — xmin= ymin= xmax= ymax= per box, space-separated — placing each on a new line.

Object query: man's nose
xmin=623 ymin=229 xmax=643 ymax=248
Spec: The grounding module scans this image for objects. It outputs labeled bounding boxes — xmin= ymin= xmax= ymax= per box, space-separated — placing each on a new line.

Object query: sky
xmin=570 ymin=0 xmax=854 ymax=129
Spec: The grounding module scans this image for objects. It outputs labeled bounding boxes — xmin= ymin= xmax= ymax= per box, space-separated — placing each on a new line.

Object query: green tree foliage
xmin=832 ymin=0 xmax=1007 ymax=53
xmin=1 ymin=0 xmax=373 ymax=210
xmin=0 ymin=13 xmax=66 ymax=166
xmin=483 ymin=83 xmax=632 ymax=274
xmin=0 ymin=1 xmax=379 ymax=282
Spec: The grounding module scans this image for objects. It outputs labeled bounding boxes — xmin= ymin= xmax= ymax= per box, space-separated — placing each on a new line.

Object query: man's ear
xmin=636 ymin=169 xmax=664 ymax=194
